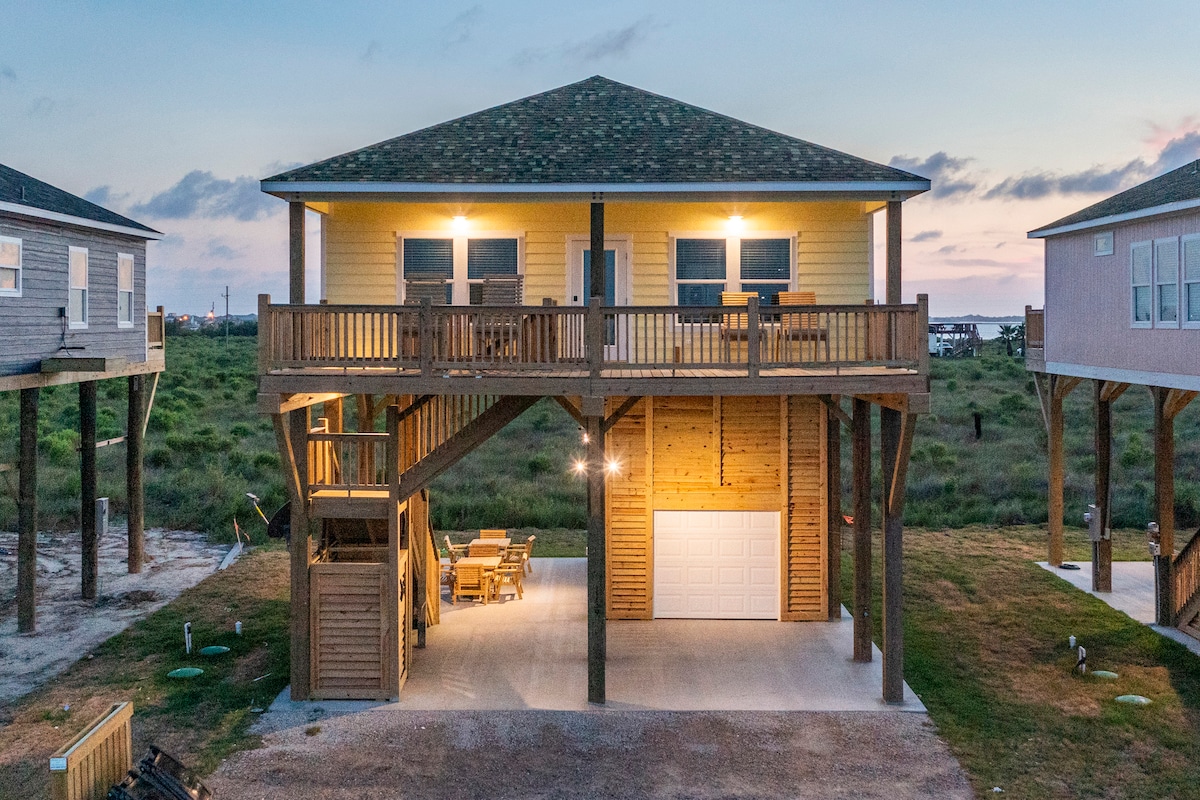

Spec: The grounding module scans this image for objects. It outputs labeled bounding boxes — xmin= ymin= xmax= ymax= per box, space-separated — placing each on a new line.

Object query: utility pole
xmin=221 ymin=285 xmax=230 ymax=343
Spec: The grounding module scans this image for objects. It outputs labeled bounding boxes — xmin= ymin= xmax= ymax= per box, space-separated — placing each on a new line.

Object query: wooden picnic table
xmin=469 ymin=538 xmax=511 ymax=550
xmin=455 ymin=556 xmax=503 ymax=570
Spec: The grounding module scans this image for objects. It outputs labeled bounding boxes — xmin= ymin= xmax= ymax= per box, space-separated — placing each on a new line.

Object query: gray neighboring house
xmin=1 ymin=162 xmax=165 ymax=633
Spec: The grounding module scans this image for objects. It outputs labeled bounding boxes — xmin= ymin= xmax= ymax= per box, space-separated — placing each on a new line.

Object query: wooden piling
xmin=127 ymin=374 xmax=145 ymax=574
xmin=288 ymin=407 xmax=312 ymax=700
xmin=826 ymin=398 xmax=843 ymax=619
xmin=17 ymin=386 xmax=38 ymax=632
xmin=852 ymin=397 xmax=872 ymax=662
xmin=1093 ymin=381 xmax=1112 ymax=592
xmin=586 ymin=412 xmax=606 ymax=703
xmin=80 ymin=380 xmax=98 ymax=600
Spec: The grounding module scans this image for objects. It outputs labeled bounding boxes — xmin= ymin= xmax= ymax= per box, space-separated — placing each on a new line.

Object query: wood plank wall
xmin=605 ymin=395 xmax=826 ymax=620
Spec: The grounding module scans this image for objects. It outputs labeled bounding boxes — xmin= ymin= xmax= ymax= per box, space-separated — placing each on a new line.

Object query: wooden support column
xmin=324 ymin=396 xmax=343 ymax=433
xmin=80 ymin=380 xmax=98 ymax=600
xmin=1093 ymin=381 xmax=1113 ymax=593
xmin=357 ymin=394 xmax=375 ymax=432
xmin=17 ymin=387 xmax=39 ymax=633
xmin=385 ymin=404 xmax=405 ymax=697
xmin=886 ymin=201 xmax=902 ymax=305
xmin=1154 ymin=386 xmax=1176 ymax=623
xmin=585 ymin=407 xmax=606 ymax=703
xmin=881 ymin=408 xmax=914 ymax=704
xmin=1047 ymin=375 xmax=1080 ymax=566
xmin=852 ymin=397 xmax=872 ymax=662
xmin=288 ymin=407 xmax=312 ymax=700
xmin=826 ymin=397 xmax=843 ymax=619
xmin=590 ymin=201 xmax=605 ymax=301
xmin=289 ymin=201 xmax=306 ymax=305
xmin=126 ymin=375 xmax=145 ymax=574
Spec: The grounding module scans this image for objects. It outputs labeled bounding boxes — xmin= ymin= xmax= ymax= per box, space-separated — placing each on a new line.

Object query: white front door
xmin=653 ymin=510 xmax=781 ymax=620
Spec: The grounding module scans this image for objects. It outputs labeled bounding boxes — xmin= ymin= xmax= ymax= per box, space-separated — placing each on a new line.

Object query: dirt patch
xmin=0 ymin=526 xmax=230 ymax=702
xmin=209 ymin=709 xmax=973 ymax=800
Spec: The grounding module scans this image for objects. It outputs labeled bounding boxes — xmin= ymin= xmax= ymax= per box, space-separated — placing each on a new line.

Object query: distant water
xmin=930 ymin=319 xmax=1022 ymax=340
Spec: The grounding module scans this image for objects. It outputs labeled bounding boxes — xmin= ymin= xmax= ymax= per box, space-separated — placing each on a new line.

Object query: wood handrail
xmin=1025 ymin=306 xmax=1045 ymax=349
xmin=1173 ymin=528 xmax=1200 ymax=623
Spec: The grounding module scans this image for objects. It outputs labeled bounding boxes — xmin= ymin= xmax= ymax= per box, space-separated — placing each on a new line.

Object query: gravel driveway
xmin=209 ymin=709 xmax=972 ymax=799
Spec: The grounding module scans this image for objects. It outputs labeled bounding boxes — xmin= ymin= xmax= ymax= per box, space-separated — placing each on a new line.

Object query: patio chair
xmin=453 ymin=564 xmax=492 ymax=604
xmin=444 ymin=535 xmax=467 ymax=563
xmin=404 ymin=278 xmax=450 ymax=305
xmin=774 ymin=291 xmax=826 ymax=360
xmin=469 ymin=542 xmax=501 ymax=557
xmin=719 ymin=291 xmax=757 ymax=348
xmin=479 ymin=529 xmax=508 ymax=539
xmin=522 ymin=534 xmax=536 ymax=574
xmin=494 ymin=561 xmax=524 ymax=600
xmin=479 ymin=275 xmax=524 ymax=306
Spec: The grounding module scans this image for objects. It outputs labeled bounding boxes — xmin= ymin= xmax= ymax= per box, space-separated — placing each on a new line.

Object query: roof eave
xmin=261 ymin=179 xmax=930 ymax=204
xmin=0 ymin=200 xmax=163 ymax=239
xmin=1028 ymin=196 xmax=1200 ymax=239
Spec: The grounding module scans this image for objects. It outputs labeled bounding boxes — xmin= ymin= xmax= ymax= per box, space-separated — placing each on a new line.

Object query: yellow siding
xmin=604 ymin=395 xmax=824 ymax=621
xmin=320 ymin=200 xmax=872 ymax=306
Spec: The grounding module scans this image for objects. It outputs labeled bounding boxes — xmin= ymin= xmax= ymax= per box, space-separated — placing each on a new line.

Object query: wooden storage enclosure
xmin=309 ymin=554 xmax=408 ymax=700
xmin=49 ymin=701 xmax=133 ymax=800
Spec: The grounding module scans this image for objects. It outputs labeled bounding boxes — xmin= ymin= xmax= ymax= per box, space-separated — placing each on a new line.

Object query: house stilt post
xmin=80 ymin=380 xmax=98 ymax=600
xmin=826 ymin=395 xmax=843 ymax=619
xmin=1093 ymin=380 xmax=1113 ymax=592
xmin=17 ymin=386 xmax=39 ymax=632
xmin=585 ymin=397 xmax=606 ymax=704
xmin=289 ymin=201 xmax=305 ymax=304
xmin=851 ymin=397 xmax=872 ymax=662
xmin=127 ymin=374 xmax=145 ymax=574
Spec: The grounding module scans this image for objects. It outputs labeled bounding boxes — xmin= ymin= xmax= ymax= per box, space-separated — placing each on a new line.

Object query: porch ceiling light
xmin=726 ymin=215 xmax=745 ymax=233
xmin=605 ymin=458 xmax=621 ymax=475
xmin=452 ymin=215 xmax=469 ymax=232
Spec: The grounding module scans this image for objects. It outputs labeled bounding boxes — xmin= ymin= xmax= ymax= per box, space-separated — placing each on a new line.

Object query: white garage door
xmin=653 ymin=510 xmax=780 ymax=619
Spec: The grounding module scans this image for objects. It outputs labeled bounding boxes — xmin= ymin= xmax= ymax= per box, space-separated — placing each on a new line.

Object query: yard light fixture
xmin=581 ymin=430 xmax=589 ymax=444
xmin=726 ymin=215 xmax=745 ymax=233
xmin=452 ymin=215 xmax=469 ymax=232
xmin=572 ymin=459 xmax=587 ymax=475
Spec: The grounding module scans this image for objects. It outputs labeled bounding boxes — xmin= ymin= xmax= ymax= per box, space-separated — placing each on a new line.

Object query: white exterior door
xmin=653 ymin=510 xmax=780 ymax=620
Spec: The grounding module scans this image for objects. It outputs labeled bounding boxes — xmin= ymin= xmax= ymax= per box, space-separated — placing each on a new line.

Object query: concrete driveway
xmin=209 ymin=558 xmax=972 ymax=799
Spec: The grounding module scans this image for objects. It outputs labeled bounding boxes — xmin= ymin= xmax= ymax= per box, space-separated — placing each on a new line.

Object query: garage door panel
xmin=654 ymin=510 xmax=780 ymax=620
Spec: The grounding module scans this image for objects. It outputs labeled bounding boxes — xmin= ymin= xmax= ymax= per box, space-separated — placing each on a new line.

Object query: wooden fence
xmin=259 ymin=294 xmax=928 ymax=377
xmin=49 ymin=701 xmax=133 ymax=800
xmin=1024 ymin=306 xmax=1044 ymax=349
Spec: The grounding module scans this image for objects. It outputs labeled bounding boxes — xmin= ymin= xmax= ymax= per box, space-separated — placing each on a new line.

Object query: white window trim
xmin=396 ymin=230 xmax=524 ymax=305
xmin=1154 ymin=236 xmax=1180 ymax=329
xmin=1131 ymin=240 xmax=1152 ymax=329
xmin=117 ymin=252 xmax=135 ymax=328
xmin=668 ymin=230 xmax=797 ymax=305
xmin=564 ymin=234 xmax=633 ymax=305
xmin=1093 ymin=231 xmax=1114 ymax=257
xmin=0 ymin=235 xmax=22 ymax=297
xmin=1183 ymin=233 xmax=1200 ymax=330
xmin=69 ymin=246 xmax=88 ymax=329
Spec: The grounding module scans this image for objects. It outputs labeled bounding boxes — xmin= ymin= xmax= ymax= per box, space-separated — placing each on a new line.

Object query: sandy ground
xmin=0 ymin=526 xmax=230 ymax=702
xmin=209 ymin=708 xmax=973 ymax=799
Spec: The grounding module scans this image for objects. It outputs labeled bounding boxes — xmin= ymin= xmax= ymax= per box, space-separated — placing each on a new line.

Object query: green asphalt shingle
xmin=265 ymin=76 xmax=926 ymax=187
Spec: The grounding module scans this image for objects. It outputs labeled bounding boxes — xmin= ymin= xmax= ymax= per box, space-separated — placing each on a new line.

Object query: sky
xmin=3 ymin=1 xmax=1200 ymax=317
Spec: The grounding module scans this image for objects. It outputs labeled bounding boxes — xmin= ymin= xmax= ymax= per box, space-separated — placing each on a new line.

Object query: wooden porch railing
xmin=49 ymin=701 xmax=133 ymax=800
xmin=308 ymin=432 xmax=389 ymax=493
xmin=147 ymin=306 xmax=165 ymax=350
xmin=1173 ymin=530 xmax=1200 ymax=624
xmin=1025 ymin=306 xmax=1044 ymax=349
xmin=258 ymin=293 xmax=928 ymax=377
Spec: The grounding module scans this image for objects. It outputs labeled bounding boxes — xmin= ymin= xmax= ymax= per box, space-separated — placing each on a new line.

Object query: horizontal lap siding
xmin=606 ymin=398 xmax=650 ymax=618
xmin=785 ymin=396 xmax=826 ymax=620
xmin=0 ymin=215 xmax=148 ymax=376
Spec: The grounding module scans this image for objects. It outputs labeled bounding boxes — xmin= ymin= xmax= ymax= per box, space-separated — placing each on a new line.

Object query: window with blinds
xmin=739 ymin=238 xmax=790 ymax=304
xmin=402 ymin=238 xmax=454 ymax=304
xmin=467 ymin=238 xmax=519 ymax=304
xmin=1155 ymin=237 xmax=1179 ymax=326
xmin=117 ymin=253 xmax=134 ymax=326
xmin=69 ymin=246 xmax=88 ymax=327
xmin=1184 ymin=235 xmax=1200 ymax=325
xmin=675 ymin=238 xmax=727 ymax=306
xmin=0 ymin=236 xmax=20 ymax=296
xmin=1131 ymin=241 xmax=1152 ymax=327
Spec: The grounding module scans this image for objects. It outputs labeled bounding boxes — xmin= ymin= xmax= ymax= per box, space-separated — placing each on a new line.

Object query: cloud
xmin=936 ymin=245 xmax=960 ymax=255
xmin=0 ymin=65 xmax=14 ymax=82
xmin=131 ymin=171 xmax=280 ymax=222
xmin=889 ymin=152 xmax=979 ymax=198
xmin=985 ymin=127 xmax=1200 ymax=201
xmin=510 ymin=47 xmax=549 ymax=66
xmin=361 ymin=40 xmax=381 ymax=64
xmin=567 ymin=19 xmax=652 ymax=61
xmin=27 ymin=96 xmax=53 ymax=117
xmin=945 ymin=258 xmax=1013 ymax=268
xmin=83 ymin=185 xmax=131 ymax=210
xmin=203 ymin=239 xmax=243 ymax=261
xmin=910 ymin=230 xmax=942 ymax=242
xmin=442 ymin=6 xmax=481 ymax=49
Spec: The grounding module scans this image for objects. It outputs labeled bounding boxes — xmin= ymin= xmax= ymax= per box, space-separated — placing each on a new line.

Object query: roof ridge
xmin=0 ymin=162 xmax=159 ymax=235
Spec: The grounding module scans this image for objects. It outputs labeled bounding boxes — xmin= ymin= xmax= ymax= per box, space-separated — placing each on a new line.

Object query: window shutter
xmin=467 ymin=238 xmax=518 ymax=279
xmin=1156 ymin=239 xmax=1179 ymax=323
xmin=1185 ymin=237 xmax=1200 ymax=323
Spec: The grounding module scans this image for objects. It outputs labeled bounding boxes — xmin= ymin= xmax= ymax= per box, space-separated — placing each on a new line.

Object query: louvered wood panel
xmin=785 ymin=396 xmax=827 ymax=620
xmin=606 ymin=397 xmax=651 ymax=619
xmin=310 ymin=561 xmax=403 ymax=700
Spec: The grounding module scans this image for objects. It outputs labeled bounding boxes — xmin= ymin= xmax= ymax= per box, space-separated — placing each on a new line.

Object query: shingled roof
xmin=264 ymin=76 xmax=927 ymax=191
xmin=0 ymin=163 xmax=159 ymax=237
xmin=1030 ymin=159 xmax=1200 ymax=237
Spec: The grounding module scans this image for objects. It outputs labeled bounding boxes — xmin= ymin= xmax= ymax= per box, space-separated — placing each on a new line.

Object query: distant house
xmin=0 ymin=162 xmax=164 ymax=633
xmin=258 ymin=76 xmax=931 ymax=703
xmin=1027 ymin=159 xmax=1199 ymax=633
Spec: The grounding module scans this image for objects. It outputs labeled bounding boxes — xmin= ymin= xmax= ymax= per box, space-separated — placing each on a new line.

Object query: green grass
xmin=845 ymin=526 xmax=1200 ymax=799
xmin=0 ymin=547 xmax=290 ymax=799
